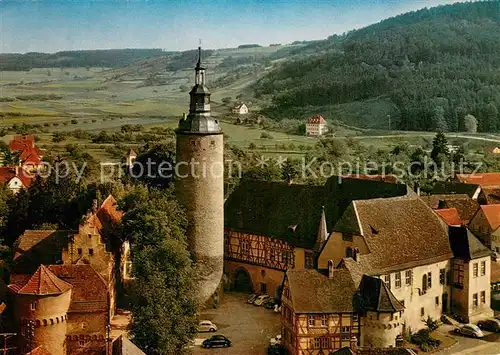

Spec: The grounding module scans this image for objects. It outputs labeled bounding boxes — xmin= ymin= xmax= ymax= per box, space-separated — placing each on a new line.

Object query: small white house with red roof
xmin=126 ymin=148 xmax=137 ymax=167
xmin=0 ymin=166 xmax=33 ymax=193
xmin=306 ymin=114 xmax=328 ymax=136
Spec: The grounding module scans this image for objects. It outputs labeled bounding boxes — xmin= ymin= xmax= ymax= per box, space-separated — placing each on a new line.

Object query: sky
xmin=0 ymin=0 xmax=471 ymax=53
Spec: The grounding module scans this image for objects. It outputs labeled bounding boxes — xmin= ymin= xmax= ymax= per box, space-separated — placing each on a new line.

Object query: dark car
xmin=264 ymin=298 xmax=277 ymax=309
xmin=477 ymin=318 xmax=500 ymax=332
xmin=202 ymin=335 xmax=232 ymax=348
xmin=267 ymin=345 xmax=288 ymax=355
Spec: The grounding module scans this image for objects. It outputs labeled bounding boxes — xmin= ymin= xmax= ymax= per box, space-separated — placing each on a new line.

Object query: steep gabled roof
xmin=448 ymin=226 xmax=492 ymax=260
xmin=286 ymin=268 xmax=357 ymax=313
xmin=431 ymin=181 xmax=481 ymax=198
xmin=225 ymin=177 xmax=409 ymax=249
xmin=334 ymin=197 xmax=453 ymax=272
xmin=357 ymin=275 xmax=404 ymax=313
xmin=224 ymin=180 xmax=325 ymax=249
xmin=307 ymin=115 xmax=327 ymax=124
xmin=128 ymin=148 xmax=137 ymax=157
xmin=9 ymin=135 xmax=35 ymax=151
xmin=421 ymin=194 xmax=479 ymax=223
xmin=479 ymin=204 xmax=500 ymax=230
xmin=12 ymin=230 xmax=72 ymax=274
xmin=96 ymin=195 xmax=123 ymax=227
xmin=8 ymin=265 xmax=72 ymax=295
xmin=456 ymin=173 xmax=500 ymax=187
xmin=435 ymin=208 xmax=462 ymax=226
xmin=48 ymin=264 xmax=108 ymax=313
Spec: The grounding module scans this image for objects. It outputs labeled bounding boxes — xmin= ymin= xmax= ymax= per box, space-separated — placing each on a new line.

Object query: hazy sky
xmin=0 ymin=0 xmax=470 ymax=53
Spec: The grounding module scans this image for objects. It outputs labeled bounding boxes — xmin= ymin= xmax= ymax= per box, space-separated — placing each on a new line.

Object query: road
xmin=437 ymin=325 xmax=500 ymax=355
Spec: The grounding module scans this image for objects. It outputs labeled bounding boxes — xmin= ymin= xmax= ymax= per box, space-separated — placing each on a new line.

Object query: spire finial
xmin=196 ymin=39 xmax=202 ymax=69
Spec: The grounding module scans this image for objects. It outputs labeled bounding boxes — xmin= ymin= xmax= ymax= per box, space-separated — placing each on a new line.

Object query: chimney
xmin=328 ymin=259 xmax=334 ymax=278
xmin=182 ymin=113 xmax=187 ymax=120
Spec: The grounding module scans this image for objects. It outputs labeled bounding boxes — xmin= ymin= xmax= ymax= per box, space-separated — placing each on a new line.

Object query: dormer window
xmin=370 ymin=225 xmax=379 ymax=235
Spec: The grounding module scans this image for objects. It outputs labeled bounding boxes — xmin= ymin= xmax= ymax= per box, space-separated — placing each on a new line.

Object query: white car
xmin=253 ymin=294 xmax=270 ymax=306
xmin=198 ymin=320 xmax=217 ymax=332
xmin=269 ymin=334 xmax=282 ymax=346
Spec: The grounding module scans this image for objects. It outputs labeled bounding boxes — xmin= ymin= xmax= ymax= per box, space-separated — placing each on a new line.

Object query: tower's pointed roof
xmin=315 ymin=206 xmax=328 ymax=251
xmin=195 ymin=46 xmax=204 ymax=70
xmin=9 ymin=265 xmax=72 ymax=295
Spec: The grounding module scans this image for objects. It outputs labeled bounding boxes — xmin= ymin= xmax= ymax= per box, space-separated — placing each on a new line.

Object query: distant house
xmin=468 ymin=204 xmax=500 ymax=253
xmin=8 ymin=134 xmax=44 ymax=171
xmin=306 ymin=115 xmax=328 ymax=136
xmin=231 ymin=103 xmax=249 ymax=115
xmin=0 ymin=166 xmax=32 ymax=193
xmin=490 ymin=147 xmax=500 ymax=154
xmin=126 ymin=148 xmax=137 ymax=166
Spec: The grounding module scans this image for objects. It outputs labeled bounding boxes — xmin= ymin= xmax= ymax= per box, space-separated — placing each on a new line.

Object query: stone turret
xmin=8 ymin=265 xmax=72 ymax=355
xmin=175 ymin=46 xmax=224 ymax=304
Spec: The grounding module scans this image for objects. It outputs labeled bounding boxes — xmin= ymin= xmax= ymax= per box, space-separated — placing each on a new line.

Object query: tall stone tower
xmin=8 ymin=265 xmax=72 ymax=355
xmin=176 ymin=47 xmax=224 ymax=304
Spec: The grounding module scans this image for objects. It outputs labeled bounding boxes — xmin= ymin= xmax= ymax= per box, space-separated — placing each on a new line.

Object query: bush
xmin=70 ymin=119 xmax=78 ymax=125
xmin=260 ymin=132 xmax=274 ymax=139
xmin=410 ymin=328 xmax=441 ymax=352
xmin=248 ymin=143 xmax=256 ymax=150
xmin=424 ymin=316 xmax=440 ymax=331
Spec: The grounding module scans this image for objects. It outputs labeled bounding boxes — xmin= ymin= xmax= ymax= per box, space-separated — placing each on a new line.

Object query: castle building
xmin=279 ymin=196 xmax=495 ymax=354
xmin=8 ymin=195 xmax=127 ymax=354
xmin=223 ymin=177 xmax=410 ymax=298
xmin=175 ymin=47 xmax=224 ymax=304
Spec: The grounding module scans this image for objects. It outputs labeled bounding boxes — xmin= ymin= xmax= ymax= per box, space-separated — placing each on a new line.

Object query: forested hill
xmin=0 ymin=49 xmax=169 ymax=71
xmin=253 ymin=1 xmax=500 ymax=132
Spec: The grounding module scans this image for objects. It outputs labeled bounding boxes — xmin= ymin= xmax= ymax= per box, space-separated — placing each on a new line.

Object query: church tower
xmin=176 ymin=47 xmax=224 ymax=304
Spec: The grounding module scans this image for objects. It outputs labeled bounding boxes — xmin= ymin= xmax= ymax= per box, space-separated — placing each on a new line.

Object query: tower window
xmin=88 ymin=248 xmax=94 ymax=256
xmin=77 ymin=248 xmax=82 ymax=255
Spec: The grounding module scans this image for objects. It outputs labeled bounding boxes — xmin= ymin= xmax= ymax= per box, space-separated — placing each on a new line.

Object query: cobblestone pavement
xmin=436 ymin=324 xmax=500 ymax=354
xmin=192 ymin=292 xmax=281 ymax=355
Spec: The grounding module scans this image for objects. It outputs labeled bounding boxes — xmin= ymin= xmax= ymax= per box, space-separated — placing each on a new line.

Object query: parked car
xmin=264 ymin=298 xmax=277 ymax=309
xmin=454 ymin=324 xmax=484 ymax=338
xmin=269 ymin=334 xmax=282 ymax=346
xmin=267 ymin=345 xmax=288 ymax=355
xmin=254 ymin=294 xmax=270 ymax=306
xmin=247 ymin=293 xmax=259 ymax=304
xmin=198 ymin=320 xmax=217 ymax=332
xmin=202 ymin=335 xmax=232 ymax=348
xmin=477 ymin=318 xmax=500 ymax=332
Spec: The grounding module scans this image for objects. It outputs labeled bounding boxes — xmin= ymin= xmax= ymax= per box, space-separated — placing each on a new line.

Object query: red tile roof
xmin=307 ymin=114 xmax=327 ymax=124
xmin=480 ymin=204 xmax=500 ymax=230
xmin=0 ymin=166 xmax=34 ymax=188
xmin=436 ymin=208 xmax=462 ymax=226
xmin=9 ymin=135 xmax=35 ymax=152
xmin=8 ymin=265 xmax=72 ymax=295
xmin=20 ymin=146 xmax=42 ymax=165
xmin=456 ymin=173 xmax=500 ymax=188
xmin=48 ymin=264 xmax=108 ymax=313
xmin=96 ymin=195 xmax=123 ymax=226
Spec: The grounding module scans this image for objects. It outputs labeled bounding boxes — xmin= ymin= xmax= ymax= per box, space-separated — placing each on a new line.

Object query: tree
xmin=464 ymin=114 xmax=478 ymax=133
xmin=430 ymin=132 xmax=449 ymax=164
xmin=52 ymin=132 xmax=66 ymax=143
xmin=433 ymin=106 xmax=448 ymax=132
xmin=130 ymin=143 xmax=175 ymax=188
xmin=221 ymin=97 xmax=232 ymax=105
xmin=120 ymin=188 xmax=198 ymax=354
xmin=281 ymin=158 xmax=300 ymax=183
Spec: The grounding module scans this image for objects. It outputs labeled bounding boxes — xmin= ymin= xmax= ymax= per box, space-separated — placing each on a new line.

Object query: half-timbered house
xmin=224 ymin=177 xmax=410 ymax=298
